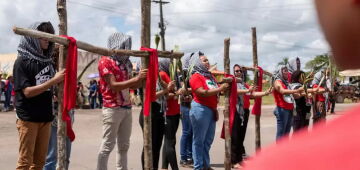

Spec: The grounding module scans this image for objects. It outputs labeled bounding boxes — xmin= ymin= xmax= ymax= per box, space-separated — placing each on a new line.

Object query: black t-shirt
xmin=13 ymin=57 xmax=55 ymax=122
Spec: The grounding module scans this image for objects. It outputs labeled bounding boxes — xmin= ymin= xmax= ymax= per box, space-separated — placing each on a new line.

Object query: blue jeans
xmin=43 ymin=125 xmax=72 ymax=170
xmin=274 ymin=106 xmax=293 ymax=140
xmin=180 ymin=105 xmax=193 ymax=161
xmin=190 ymin=101 xmax=216 ymax=170
xmin=4 ymin=91 xmax=11 ymax=109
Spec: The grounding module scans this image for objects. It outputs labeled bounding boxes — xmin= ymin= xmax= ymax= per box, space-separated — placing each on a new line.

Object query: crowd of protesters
xmin=9 ymin=0 xmax=360 ymax=169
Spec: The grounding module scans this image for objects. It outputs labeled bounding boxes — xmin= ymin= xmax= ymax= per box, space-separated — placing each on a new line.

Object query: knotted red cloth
xmin=140 ymin=47 xmax=159 ymax=116
xmin=252 ymin=66 xmax=263 ymax=115
xmin=60 ymin=36 xmax=77 ymax=141
xmin=221 ymin=74 xmax=237 ymax=139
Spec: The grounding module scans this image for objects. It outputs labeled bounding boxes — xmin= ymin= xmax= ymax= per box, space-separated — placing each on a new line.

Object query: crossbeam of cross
xmin=13 ymin=27 xmax=183 ymax=59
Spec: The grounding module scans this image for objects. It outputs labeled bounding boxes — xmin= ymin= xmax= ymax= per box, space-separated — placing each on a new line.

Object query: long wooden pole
xmin=56 ymin=0 xmax=67 ymax=169
xmin=223 ymin=38 xmax=231 ymax=170
xmin=13 ymin=27 xmax=183 ymax=59
xmin=141 ymin=0 xmax=153 ymax=169
xmin=252 ymin=27 xmax=261 ymax=150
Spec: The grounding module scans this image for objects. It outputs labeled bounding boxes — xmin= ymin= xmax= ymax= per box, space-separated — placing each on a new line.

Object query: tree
xmin=277 ymin=57 xmax=289 ymax=66
xmin=305 ymin=53 xmax=330 ymax=72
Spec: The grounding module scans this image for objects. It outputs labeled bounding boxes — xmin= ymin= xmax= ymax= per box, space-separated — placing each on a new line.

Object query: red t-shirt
xmin=244 ymin=104 xmax=360 ymax=170
xmin=243 ymin=83 xmax=251 ymax=109
xmin=159 ymin=71 xmax=180 ymax=116
xmin=190 ymin=73 xmax=219 ymax=110
xmin=98 ymin=56 xmax=131 ymax=108
xmin=313 ymin=84 xmax=326 ymax=102
xmin=273 ymin=80 xmax=294 ymax=110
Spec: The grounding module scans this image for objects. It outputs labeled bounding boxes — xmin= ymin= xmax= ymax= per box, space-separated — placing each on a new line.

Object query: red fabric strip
xmin=221 ymin=74 xmax=237 ymax=139
xmin=140 ymin=47 xmax=159 ymax=116
xmin=60 ymin=35 xmax=77 ymax=141
xmin=251 ymin=66 xmax=263 ymax=115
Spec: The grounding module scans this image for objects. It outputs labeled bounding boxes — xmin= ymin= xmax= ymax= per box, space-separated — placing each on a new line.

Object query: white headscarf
xmin=287 ymin=57 xmax=301 ymax=74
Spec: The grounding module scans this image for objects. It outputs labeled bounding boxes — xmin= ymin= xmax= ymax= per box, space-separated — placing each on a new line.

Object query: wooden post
xmin=57 ymin=0 xmax=67 ymax=169
xmin=223 ymin=38 xmax=231 ymax=170
xmin=252 ymin=27 xmax=261 ymax=150
xmin=141 ymin=0 xmax=153 ymax=169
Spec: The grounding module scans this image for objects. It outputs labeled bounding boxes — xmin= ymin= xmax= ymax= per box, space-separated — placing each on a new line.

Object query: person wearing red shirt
xmin=156 ymin=59 xmax=181 ymax=170
xmin=231 ymin=64 xmax=272 ymax=168
xmin=311 ymin=70 xmax=328 ymax=123
xmin=97 ymin=32 xmax=147 ymax=170
xmin=189 ymin=53 xmax=229 ymax=170
xmin=243 ymin=1 xmax=360 ymax=169
xmin=272 ymin=65 xmax=303 ymax=140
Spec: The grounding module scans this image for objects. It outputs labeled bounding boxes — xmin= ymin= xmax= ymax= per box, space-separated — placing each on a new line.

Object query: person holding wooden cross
xmin=243 ymin=0 xmax=360 ymax=169
xmin=189 ymin=53 xmax=229 ymax=170
xmin=272 ymin=65 xmax=303 ymax=140
xmin=230 ymin=64 xmax=272 ymax=169
xmin=96 ymin=32 xmax=147 ymax=170
xmin=139 ymin=60 xmax=176 ymax=170
xmin=179 ymin=53 xmax=195 ymax=168
xmin=13 ymin=21 xmax=66 ymax=170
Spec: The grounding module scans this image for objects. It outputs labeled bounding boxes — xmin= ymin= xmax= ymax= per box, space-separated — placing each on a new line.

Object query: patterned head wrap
xmin=273 ymin=64 xmax=289 ymax=87
xmin=17 ymin=22 xmax=55 ymax=63
xmin=190 ymin=51 xmax=214 ymax=82
xmin=159 ymin=58 xmax=171 ymax=76
xmin=107 ymin=32 xmax=133 ymax=73
xmin=312 ymin=69 xmax=326 ymax=87
xmin=287 ymin=57 xmax=301 ymax=73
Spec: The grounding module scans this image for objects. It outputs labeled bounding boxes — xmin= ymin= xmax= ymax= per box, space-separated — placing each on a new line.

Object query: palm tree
xmin=305 ymin=53 xmax=330 ymax=72
xmin=277 ymin=57 xmax=289 ymax=66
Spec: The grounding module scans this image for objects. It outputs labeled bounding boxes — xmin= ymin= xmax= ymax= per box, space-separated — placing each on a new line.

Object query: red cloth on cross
xmin=251 ymin=66 xmax=263 ymax=115
xmin=221 ymin=74 xmax=237 ymax=139
xmin=60 ymin=36 xmax=77 ymax=142
xmin=140 ymin=47 xmax=158 ymax=116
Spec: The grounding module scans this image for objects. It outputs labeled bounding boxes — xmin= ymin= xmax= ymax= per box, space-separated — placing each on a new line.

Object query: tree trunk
xmin=141 ymin=0 xmax=153 ymax=169
xmin=223 ymin=38 xmax=231 ymax=170
xmin=252 ymin=27 xmax=261 ymax=150
xmin=56 ymin=0 xmax=67 ymax=169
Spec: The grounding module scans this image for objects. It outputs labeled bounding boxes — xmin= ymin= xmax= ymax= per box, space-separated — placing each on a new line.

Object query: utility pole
xmin=152 ymin=0 xmax=169 ymax=51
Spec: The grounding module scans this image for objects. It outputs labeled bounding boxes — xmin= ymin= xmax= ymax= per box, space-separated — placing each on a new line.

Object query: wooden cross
xmin=252 ymin=27 xmax=261 ymax=150
xmin=223 ymin=38 xmax=232 ymax=170
xmin=13 ymin=0 xmax=183 ymax=169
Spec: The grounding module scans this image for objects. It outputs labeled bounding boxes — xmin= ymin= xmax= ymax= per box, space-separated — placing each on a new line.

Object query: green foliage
xmin=277 ymin=57 xmax=289 ymax=66
xmin=154 ymin=34 xmax=160 ymax=50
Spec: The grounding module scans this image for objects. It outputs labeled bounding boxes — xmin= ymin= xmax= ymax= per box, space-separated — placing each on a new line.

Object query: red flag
xmin=252 ymin=66 xmax=263 ymax=115
xmin=60 ymin=36 xmax=77 ymax=141
xmin=221 ymin=74 xmax=237 ymax=139
xmin=140 ymin=47 xmax=159 ymax=116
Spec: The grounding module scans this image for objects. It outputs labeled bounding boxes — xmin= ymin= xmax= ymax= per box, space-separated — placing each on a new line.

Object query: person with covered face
xmin=153 ymin=58 xmax=181 ymax=170
xmin=286 ymin=57 xmax=301 ymax=83
xmin=242 ymin=0 xmax=360 ymax=169
xmin=13 ymin=21 xmax=65 ymax=170
xmin=139 ymin=60 xmax=176 ymax=170
xmin=272 ymin=65 xmax=303 ymax=140
xmin=311 ymin=69 xmax=329 ymax=123
xmin=179 ymin=53 xmax=195 ymax=168
xmin=231 ymin=64 xmax=272 ymax=168
xmin=96 ymin=32 xmax=148 ymax=170
xmin=189 ymin=53 xmax=229 ymax=170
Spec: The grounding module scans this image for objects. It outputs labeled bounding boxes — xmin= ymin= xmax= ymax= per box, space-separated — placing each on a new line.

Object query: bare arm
xmin=274 ymin=81 xmax=302 ymax=95
xmin=23 ymin=69 xmax=66 ymax=98
xmin=194 ymin=83 xmax=228 ymax=97
xmin=105 ymin=69 xmax=147 ymax=92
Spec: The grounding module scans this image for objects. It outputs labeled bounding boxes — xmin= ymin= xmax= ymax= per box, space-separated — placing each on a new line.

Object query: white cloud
xmin=0 ymin=0 xmax=329 ymax=73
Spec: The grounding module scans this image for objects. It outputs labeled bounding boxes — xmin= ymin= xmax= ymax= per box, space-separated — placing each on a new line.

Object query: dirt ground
xmin=0 ymin=103 xmax=357 ymax=170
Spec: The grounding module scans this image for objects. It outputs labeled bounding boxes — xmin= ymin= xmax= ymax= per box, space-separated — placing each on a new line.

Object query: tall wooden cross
xmin=223 ymin=38 xmax=232 ymax=170
xmin=13 ymin=0 xmax=183 ymax=169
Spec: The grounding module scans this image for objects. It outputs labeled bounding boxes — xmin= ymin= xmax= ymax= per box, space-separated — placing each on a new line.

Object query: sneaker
xmin=180 ymin=160 xmax=188 ymax=167
xmin=186 ymin=158 xmax=194 ymax=166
